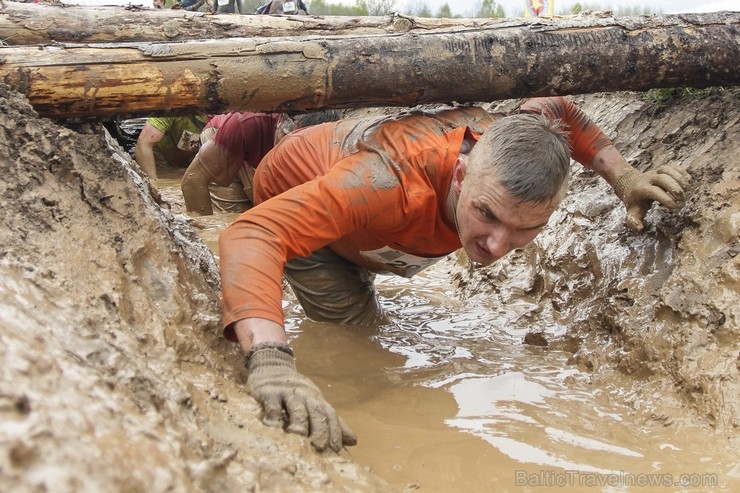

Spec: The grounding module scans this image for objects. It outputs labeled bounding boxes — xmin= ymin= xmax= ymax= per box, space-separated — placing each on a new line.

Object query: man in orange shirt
xmin=219 ymin=97 xmax=689 ymax=453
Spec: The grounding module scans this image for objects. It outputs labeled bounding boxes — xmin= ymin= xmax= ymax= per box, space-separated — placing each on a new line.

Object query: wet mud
xmin=1 ymin=83 xmax=739 ymax=492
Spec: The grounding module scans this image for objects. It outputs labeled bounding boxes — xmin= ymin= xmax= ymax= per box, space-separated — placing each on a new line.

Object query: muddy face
xmin=454 ymin=174 xmax=558 ymax=265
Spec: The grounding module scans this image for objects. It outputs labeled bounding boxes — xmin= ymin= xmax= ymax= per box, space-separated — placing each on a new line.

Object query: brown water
xmin=157 ymin=172 xmax=739 ymax=493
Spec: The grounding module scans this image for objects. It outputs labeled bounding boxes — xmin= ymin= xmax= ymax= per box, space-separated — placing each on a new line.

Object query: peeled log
xmin=0 ymin=11 xmax=737 ymax=119
xmin=0 ymin=3 xmax=517 ymax=44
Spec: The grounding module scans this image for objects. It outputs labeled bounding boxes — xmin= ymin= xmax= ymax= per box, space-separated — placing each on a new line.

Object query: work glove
xmin=245 ymin=342 xmax=357 ymax=453
xmin=612 ymin=165 xmax=690 ymax=232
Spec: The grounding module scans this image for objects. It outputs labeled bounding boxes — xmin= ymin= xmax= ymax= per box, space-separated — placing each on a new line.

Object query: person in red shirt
xmin=218 ymin=97 xmax=689 ymax=453
xmin=181 ymin=110 xmax=340 ymax=215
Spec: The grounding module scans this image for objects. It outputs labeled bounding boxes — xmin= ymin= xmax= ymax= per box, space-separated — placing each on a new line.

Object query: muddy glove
xmin=612 ymin=165 xmax=690 ymax=232
xmin=245 ymin=342 xmax=357 ymax=452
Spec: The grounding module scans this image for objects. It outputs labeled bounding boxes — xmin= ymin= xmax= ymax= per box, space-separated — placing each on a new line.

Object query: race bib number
xmin=177 ymin=130 xmax=201 ymax=152
xmin=359 ymin=246 xmax=445 ymax=278
xmin=282 ymin=1 xmax=297 ymax=13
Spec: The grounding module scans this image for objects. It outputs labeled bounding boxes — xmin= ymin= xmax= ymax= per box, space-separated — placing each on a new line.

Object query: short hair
xmin=277 ymin=109 xmax=342 ymax=138
xmin=467 ymin=113 xmax=571 ymax=204
xmin=292 ymin=109 xmax=342 ymax=129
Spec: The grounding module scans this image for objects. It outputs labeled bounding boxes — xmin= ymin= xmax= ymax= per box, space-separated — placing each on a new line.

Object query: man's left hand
xmin=613 ymin=165 xmax=690 ymax=232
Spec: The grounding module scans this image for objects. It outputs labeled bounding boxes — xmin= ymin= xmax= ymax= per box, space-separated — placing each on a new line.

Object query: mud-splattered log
xmin=0 ymin=10 xmax=737 ymax=119
xmin=1 ymin=3 xmax=515 ymax=44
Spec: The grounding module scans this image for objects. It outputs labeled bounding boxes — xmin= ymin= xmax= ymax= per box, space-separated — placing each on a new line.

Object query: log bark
xmin=0 ymin=3 xmax=518 ymax=44
xmin=0 ymin=10 xmax=737 ymax=119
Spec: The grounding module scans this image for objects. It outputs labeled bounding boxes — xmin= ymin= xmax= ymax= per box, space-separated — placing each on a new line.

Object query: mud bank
xmin=0 ymin=82 xmax=738 ymax=492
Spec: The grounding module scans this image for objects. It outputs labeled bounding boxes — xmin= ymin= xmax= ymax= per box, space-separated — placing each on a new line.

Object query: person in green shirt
xmin=134 ymin=115 xmax=209 ymax=179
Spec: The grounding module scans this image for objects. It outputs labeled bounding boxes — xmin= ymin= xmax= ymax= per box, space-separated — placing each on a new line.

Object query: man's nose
xmin=486 ymin=225 xmax=513 ymax=259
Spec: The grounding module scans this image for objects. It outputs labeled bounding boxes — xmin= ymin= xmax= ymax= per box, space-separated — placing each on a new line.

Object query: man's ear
xmin=452 ymin=155 xmax=467 ymax=194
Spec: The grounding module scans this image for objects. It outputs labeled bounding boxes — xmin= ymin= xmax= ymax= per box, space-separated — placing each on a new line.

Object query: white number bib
xmin=359 ymin=246 xmax=445 ymax=277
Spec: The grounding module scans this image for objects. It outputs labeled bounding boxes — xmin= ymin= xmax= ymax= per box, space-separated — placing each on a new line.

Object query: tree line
xmin=303 ymin=1 xmax=659 ymax=18
xmin=176 ymin=0 xmax=659 ymax=18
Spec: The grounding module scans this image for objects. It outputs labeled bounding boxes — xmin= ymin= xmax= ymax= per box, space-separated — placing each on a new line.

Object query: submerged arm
xmin=134 ymin=123 xmax=164 ymax=179
xmin=181 ymin=155 xmax=214 ymax=215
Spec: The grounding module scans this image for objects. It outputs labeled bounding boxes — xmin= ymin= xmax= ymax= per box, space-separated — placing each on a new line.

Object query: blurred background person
xmin=134 ymin=114 xmax=209 ymax=179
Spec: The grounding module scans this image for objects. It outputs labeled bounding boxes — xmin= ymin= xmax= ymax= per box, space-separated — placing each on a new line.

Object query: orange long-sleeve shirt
xmin=219 ymin=97 xmax=612 ymax=331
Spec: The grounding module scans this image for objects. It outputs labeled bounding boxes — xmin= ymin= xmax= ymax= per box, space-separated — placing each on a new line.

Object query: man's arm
xmin=233 ymin=317 xmax=287 ymax=352
xmin=588 ymin=144 xmax=688 ymax=232
xmin=520 ymin=97 xmax=689 ymax=231
xmin=134 ymin=122 xmax=164 ymax=178
xmin=219 ymin=148 xmax=404 ymax=453
xmin=218 ymin=168 xmax=358 ymax=453
xmin=181 ymin=156 xmax=214 ymax=215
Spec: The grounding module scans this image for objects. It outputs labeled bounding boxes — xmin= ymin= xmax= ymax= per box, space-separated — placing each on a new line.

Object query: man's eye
xmin=481 ymin=208 xmax=496 ymax=220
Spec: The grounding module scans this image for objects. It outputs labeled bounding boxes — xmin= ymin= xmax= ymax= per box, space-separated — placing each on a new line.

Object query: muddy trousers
xmin=284 ymin=248 xmax=388 ymax=326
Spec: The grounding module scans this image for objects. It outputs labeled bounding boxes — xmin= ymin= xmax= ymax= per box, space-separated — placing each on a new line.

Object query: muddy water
xmin=157 ymin=173 xmax=738 ymax=493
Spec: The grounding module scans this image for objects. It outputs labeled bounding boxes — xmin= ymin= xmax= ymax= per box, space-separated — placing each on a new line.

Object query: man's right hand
xmin=245 ymin=343 xmax=357 ymax=453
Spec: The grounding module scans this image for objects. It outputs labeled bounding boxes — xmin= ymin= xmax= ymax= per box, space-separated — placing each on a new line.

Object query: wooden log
xmin=0 ymin=11 xmax=737 ymax=119
xmin=0 ymin=3 xmax=518 ymax=44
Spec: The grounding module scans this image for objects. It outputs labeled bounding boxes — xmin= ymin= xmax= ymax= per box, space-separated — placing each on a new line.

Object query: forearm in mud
xmin=589 ymin=145 xmax=690 ymax=231
xmin=134 ymin=141 xmax=158 ymax=179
